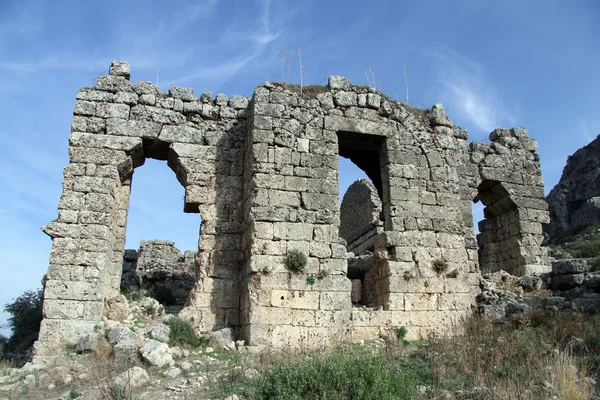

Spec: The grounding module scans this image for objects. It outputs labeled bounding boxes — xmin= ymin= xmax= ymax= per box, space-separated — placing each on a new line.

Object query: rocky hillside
xmin=546 ymin=135 xmax=600 ymax=239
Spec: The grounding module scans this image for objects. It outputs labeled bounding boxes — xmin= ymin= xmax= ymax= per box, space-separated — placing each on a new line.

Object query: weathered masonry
xmin=35 ymin=62 xmax=550 ymax=356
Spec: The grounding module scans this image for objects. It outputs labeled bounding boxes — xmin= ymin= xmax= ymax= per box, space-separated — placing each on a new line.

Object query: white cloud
xmin=427 ymin=46 xmax=515 ymax=135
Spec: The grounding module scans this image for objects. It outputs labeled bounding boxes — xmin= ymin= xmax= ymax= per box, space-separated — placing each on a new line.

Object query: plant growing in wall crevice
xmin=285 ymin=249 xmax=307 ymax=273
xmin=432 ymin=259 xmax=448 ymax=274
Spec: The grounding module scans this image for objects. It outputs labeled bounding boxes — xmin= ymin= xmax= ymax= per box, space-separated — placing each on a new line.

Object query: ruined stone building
xmin=34 ymin=62 xmax=550 ymax=357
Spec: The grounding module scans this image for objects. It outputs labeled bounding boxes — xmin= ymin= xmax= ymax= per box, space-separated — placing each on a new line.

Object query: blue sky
xmin=0 ymin=0 xmax=598 ymax=336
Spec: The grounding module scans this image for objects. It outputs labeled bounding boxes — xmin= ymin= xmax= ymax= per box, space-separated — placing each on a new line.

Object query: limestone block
xmin=44 ymin=280 xmax=103 ymax=301
xmin=130 ymin=105 xmax=185 ymax=124
xmin=96 ymin=103 xmax=130 ymax=119
xmin=291 ymin=309 xmax=316 ymax=326
xmin=270 ymin=290 xmax=320 ymax=309
xmin=43 ymin=299 xmax=102 ymax=320
xmin=76 ymin=333 xmax=102 ymax=353
xmin=108 ymin=327 xmax=139 ymax=345
xmin=351 ymin=280 xmax=362 ymax=303
xmin=96 ymin=75 xmax=133 ymax=93
xmin=160 ymin=125 xmax=204 ymax=144
xmin=272 ymin=325 xmax=307 ymax=348
xmin=71 ymin=116 xmax=106 ymax=133
xmin=77 ymin=89 xmax=115 ymax=102
xmin=69 ymin=133 xmax=142 ymax=154
xmin=151 ymin=324 xmax=170 ymax=342
xmin=255 ymin=103 xmax=285 ymax=117
xmin=333 ymin=91 xmax=357 ymax=107
xmin=140 ymin=339 xmax=173 ymax=367
xmin=306 ymin=327 xmax=331 ymax=348
xmin=352 ymin=327 xmax=379 ymax=342
xmin=552 ymin=274 xmax=585 ymax=291
xmin=404 ymin=293 xmax=438 ymax=311
xmin=109 ymin=61 xmax=130 ymax=79
xmin=314 ymin=310 xmax=352 ymax=329
xmin=37 ymin=319 xmax=98 ymax=343
xmin=73 ymin=100 xmax=96 ymax=116
xmin=437 ymin=293 xmax=474 ymax=311
xmin=168 ymin=86 xmax=196 ymax=101
xmin=105 ymin=119 xmax=162 ymax=139
xmin=319 ymin=292 xmax=352 ymax=310
xmin=328 ymin=75 xmax=350 ymax=90
xmin=229 ymin=95 xmax=249 ymax=109
xmin=114 ymin=366 xmax=149 ymax=389
xmin=115 ymin=92 xmax=138 ymax=105
xmin=296 ymin=138 xmax=310 ymax=153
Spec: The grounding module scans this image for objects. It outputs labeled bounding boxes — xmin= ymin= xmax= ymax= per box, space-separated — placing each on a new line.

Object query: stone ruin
xmin=121 ymin=240 xmax=196 ymax=308
xmin=34 ymin=61 xmax=551 ymax=359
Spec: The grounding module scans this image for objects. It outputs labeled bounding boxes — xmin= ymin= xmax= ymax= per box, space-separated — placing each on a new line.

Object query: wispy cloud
xmin=166 ymin=0 xmax=280 ymax=86
xmin=427 ymin=46 xmax=515 ymax=135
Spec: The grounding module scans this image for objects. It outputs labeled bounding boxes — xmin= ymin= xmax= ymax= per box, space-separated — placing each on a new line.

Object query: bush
xmin=253 ymin=351 xmax=418 ymax=399
xmin=395 ymin=327 xmax=408 ymax=341
xmin=147 ymin=285 xmax=176 ymax=306
xmin=4 ymin=289 xmax=43 ymax=355
xmin=167 ymin=317 xmax=207 ymax=348
xmin=284 ymin=249 xmax=307 ymax=273
xmin=432 ymin=259 xmax=448 ymax=274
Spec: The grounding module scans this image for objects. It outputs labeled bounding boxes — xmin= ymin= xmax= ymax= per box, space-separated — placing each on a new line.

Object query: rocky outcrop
xmin=545 ymin=135 xmax=600 ymax=239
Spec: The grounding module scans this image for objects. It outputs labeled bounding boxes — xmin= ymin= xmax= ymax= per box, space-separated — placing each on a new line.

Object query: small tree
xmin=4 ymin=289 xmax=43 ymax=355
xmin=0 ymin=333 xmax=7 ymax=359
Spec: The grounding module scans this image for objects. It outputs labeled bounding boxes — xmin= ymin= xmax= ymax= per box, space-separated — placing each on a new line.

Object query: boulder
xmin=210 ymin=328 xmax=235 ymax=350
xmin=151 ymin=324 xmax=171 ymax=343
xmin=114 ymin=366 xmax=149 ymax=389
xmin=76 ymin=333 xmax=102 ymax=354
xmin=140 ymin=339 xmax=173 ymax=367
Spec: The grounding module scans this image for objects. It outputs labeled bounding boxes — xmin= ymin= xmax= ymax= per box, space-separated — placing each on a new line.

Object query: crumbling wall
xmin=34 ymin=62 xmax=551 ymax=359
xmin=120 ymin=240 xmax=196 ymax=306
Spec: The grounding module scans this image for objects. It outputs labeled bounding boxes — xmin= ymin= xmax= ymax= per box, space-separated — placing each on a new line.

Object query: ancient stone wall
xmin=34 ymin=62 xmax=551 ymax=359
xmin=340 ymin=178 xmax=383 ymax=255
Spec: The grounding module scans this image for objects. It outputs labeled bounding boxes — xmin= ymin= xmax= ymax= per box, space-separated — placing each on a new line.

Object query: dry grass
xmin=553 ymin=350 xmax=591 ymax=400
xmin=424 ymin=311 xmax=598 ymax=399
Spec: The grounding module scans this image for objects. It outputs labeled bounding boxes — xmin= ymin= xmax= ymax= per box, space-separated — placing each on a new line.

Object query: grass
xmin=424 ymin=311 xmax=599 ymax=399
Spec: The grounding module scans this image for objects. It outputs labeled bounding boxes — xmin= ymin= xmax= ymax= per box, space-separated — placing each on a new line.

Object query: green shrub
xmin=554 ymin=236 xmax=600 ymax=259
xmin=167 ymin=317 xmax=207 ymax=348
xmin=253 ymin=351 xmax=418 ymax=399
xmin=147 ymin=285 xmax=176 ymax=306
xmin=306 ymin=276 xmax=316 ymax=286
xmin=432 ymin=259 xmax=448 ymax=274
xmin=4 ymin=289 xmax=43 ymax=355
xmin=395 ymin=327 xmax=408 ymax=341
xmin=316 ymin=269 xmax=329 ymax=280
xmin=284 ymin=249 xmax=307 ymax=273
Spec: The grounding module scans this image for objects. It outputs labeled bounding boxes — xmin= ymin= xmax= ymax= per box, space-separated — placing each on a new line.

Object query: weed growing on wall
xmin=285 ymin=249 xmax=307 ymax=273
